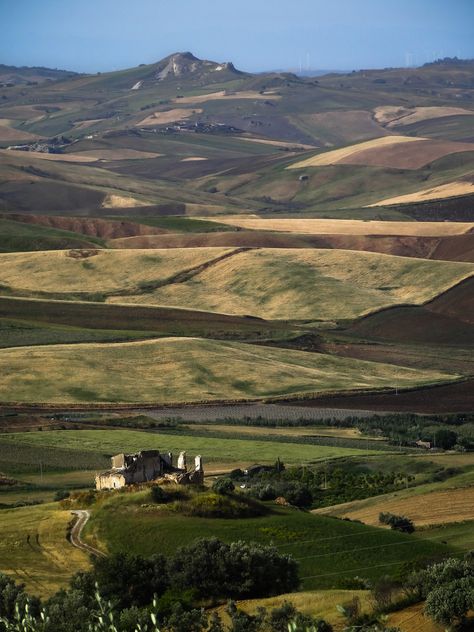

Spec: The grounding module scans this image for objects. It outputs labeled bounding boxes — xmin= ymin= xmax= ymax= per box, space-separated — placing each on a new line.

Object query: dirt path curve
xmin=70 ymin=510 xmax=106 ymax=558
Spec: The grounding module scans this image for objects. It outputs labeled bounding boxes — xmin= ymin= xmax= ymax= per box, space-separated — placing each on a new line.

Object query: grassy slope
xmin=109 ymin=249 xmax=474 ymax=321
xmin=0 ymin=248 xmax=232 ymax=298
xmin=85 ymin=490 xmax=448 ymax=591
xmin=0 ymin=337 xmax=455 ymax=404
xmin=0 ymin=317 xmax=160 ymax=348
xmin=0 ymin=296 xmax=288 ymax=340
xmin=0 ymin=218 xmax=105 ymax=252
xmin=314 ymin=454 xmax=474 ymax=527
xmin=0 ymin=503 xmax=90 ymax=597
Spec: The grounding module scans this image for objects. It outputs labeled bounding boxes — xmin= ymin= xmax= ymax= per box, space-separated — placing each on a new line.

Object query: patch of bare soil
xmin=0 ymin=124 xmax=42 ymax=142
xmin=286 ymin=378 xmax=474 ymax=413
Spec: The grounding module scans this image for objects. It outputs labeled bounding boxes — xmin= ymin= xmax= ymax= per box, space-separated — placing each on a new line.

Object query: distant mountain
xmin=0 ymin=64 xmax=79 ymax=86
xmin=112 ymin=52 xmax=248 ymax=91
xmin=152 ymin=51 xmax=243 ymax=81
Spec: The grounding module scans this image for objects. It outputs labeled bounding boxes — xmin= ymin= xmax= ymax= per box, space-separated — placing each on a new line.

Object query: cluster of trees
xmin=215 ymin=413 xmax=474 ymax=451
xmin=0 ymin=538 xmax=301 ymax=632
xmin=378 ymin=513 xmax=415 ymax=534
xmin=232 ymin=462 xmax=412 ymax=509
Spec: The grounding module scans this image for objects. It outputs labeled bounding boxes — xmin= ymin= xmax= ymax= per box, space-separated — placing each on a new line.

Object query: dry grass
xmin=109 ymin=247 xmax=474 ymax=320
xmin=0 ymin=503 xmax=90 ymax=597
xmin=0 ymin=337 xmax=455 ymax=404
xmin=287 ymin=135 xmax=422 ymax=168
xmin=0 ymin=122 xmax=41 ymax=141
xmin=374 ymin=105 xmax=474 ymax=127
xmin=208 ymin=216 xmax=474 ymax=237
xmin=72 ymin=118 xmax=106 ymax=129
xmin=192 ymin=424 xmax=370 ymax=439
xmin=314 ymin=486 xmax=474 ymax=527
xmin=216 ymin=590 xmax=372 ymax=631
xmin=238 ymin=136 xmax=316 ymax=149
xmin=387 ymin=603 xmax=443 ymax=632
xmin=367 ymin=181 xmax=474 ymax=206
xmin=137 ymin=107 xmax=203 ymax=126
xmin=340 ymin=138 xmax=474 ymax=170
xmin=101 ymin=193 xmax=152 ymax=207
xmin=0 ymin=148 xmax=97 ymax=163
xmin=0 ymin=247 xmax=231 ymax=295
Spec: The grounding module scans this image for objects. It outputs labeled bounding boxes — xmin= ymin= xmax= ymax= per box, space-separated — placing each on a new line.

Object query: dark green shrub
xmin=212 ymin=478 xmax=235 ymax=495
xmin=150 ymin=485 xmax=169 ymax=503
xmin=54 ymin=490 xmax=70 ymax=502
xmin=379 ymin=512 xmax=415 ymax=533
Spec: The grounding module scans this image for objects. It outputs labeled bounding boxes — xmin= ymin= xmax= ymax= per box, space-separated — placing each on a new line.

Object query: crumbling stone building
xmin=95 ymin=449 xmax=203 ymax=490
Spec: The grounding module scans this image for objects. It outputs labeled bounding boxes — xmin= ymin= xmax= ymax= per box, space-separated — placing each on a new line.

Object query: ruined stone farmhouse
xmin=95 ymin=449 xmax=203 ymax=490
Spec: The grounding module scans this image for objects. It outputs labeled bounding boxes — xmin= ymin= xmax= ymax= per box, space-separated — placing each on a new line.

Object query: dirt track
xmin=70 ymin=510 xmax=105 ymax=558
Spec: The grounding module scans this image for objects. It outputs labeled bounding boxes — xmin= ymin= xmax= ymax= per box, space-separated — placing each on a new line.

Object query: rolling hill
xmin=0 ymin=336 xmax=457 ymax=404
xmin=2 ymin=247 xmax=472 ymax=320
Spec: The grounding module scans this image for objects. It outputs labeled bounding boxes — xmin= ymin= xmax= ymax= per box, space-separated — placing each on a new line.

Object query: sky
xmin=1 ymin=0 xmax=473 ymax=73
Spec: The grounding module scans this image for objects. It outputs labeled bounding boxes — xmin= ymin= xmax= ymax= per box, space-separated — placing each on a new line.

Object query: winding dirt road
xmin=70 ymin=510 xmax=106 ymax=558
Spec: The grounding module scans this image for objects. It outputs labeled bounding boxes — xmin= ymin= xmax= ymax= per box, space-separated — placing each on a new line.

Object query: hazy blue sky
xmin=1 ymin=0 xmax=473 ymax=73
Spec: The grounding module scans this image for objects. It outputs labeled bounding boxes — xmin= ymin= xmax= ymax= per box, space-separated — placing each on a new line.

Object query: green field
xmin=85 ymin=489 xmax=449 ymax=591
xmin=0 ymin=317 xmax=160 ymax=348
xmin=0 ymin=429 xmax=383 ymax=468
xmin=0 ymin=296 xmax=287 ymax=340
xmin=0 ymin=337 xmax=456 ymax=404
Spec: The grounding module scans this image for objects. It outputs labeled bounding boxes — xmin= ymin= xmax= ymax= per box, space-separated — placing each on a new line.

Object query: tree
xmin=378 ymin=513 xmax=414 ymax=533
xmin=284 ymin=484 xmax=312 ymax=508
xmin=91 ymin=553 xmax=169 ymax=609
xmin=165 ymin=603 xmax=207 ymax=632
xmin=0 ymin=574 xmax=40 ymax=625
xmin=433 ymin=429 xmax=458 ymax=450
xmin=425 ymin=577 xmax=474 ymax=629
xmin=168 ymin=538 xmax=299 ymax=600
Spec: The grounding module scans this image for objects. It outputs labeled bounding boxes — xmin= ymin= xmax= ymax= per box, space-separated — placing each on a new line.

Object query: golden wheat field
xmin=367 ymin=180 xmax=474 ymax=206
xmin=0 ymin=337 xmax=456 ymax=404
xmin=108 ymin=248 xmax=474 ymax=320
xmin=314 ymin=486 xmax=474 ymax=527
xmin=373 ymin=104 xmax=474 ymax=127
xmin=208 ymin=216 xmax=474 ymax=236
xmin=287 ymin=135 xmax=422 ymax=168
